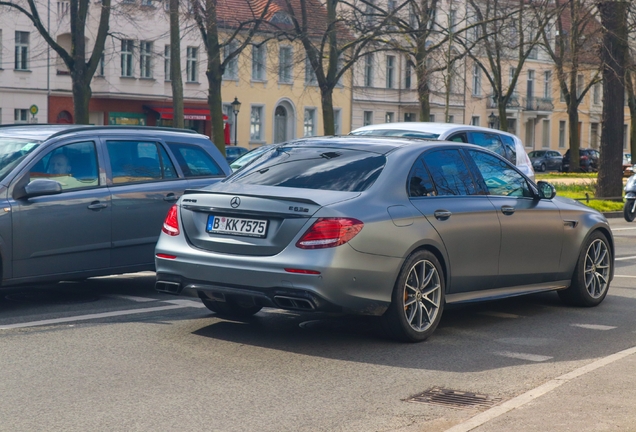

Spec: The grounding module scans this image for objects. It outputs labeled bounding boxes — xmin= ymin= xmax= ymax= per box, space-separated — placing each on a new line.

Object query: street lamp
xmin=488 ymin=112 xmax=497 ymax=129
xmin=231 ymin=97 xmax=241 ymax=146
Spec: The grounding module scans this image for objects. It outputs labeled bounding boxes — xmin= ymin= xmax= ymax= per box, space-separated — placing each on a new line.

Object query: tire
xmin=382 ymin=250 xmax=445 ymax=342
xmin=624 ymin=199 xmax=636 ymax=222
xmin=540 ymin=163 xmax=546 ymax=172
xmin=558 ymin=231 xmax=612 ymax=307
xmin=202 ymin=296 xmax=262 ymax=318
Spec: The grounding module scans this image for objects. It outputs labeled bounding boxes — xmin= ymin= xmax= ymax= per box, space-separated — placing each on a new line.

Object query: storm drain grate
xmin=406 ymin=387 xmax=501 ymax=410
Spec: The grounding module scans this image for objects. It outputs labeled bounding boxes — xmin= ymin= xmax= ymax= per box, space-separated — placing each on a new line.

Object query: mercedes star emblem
xmin=230 ymin=197 xmax=241 ymax=208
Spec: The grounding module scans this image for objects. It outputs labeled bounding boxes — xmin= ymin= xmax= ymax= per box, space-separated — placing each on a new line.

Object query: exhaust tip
xmin=274 ymin=295 xmax=315 ymax=311
xmin=156 ymin=281 xmax=181 ymax=294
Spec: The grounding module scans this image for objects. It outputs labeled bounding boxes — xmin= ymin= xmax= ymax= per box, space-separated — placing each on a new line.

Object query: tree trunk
xmin=596 ymin=0 xmax=628 ymax=199
xmin=170 ymin=0 xmax=184 ymax=129
xmin=204 ymin=0 xmax=226 ymax=154
xmin=567 ymin=105 xmax=580 ymax=172
xmin=321 ymin=87 xmax=335 ymax=136
xmin=626 ymin=70 xmax=636 ymax=158
xmin=416 ymin=66 xmax=431 ymax=122
xmin=71 ymin=70 xmax=91 ymax=124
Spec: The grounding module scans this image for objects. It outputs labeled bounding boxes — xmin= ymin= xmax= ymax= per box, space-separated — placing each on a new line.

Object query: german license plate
xmin=206 ymin=215 xmax=268 ymax=238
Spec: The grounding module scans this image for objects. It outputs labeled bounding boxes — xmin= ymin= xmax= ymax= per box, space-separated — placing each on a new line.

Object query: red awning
xmin=147 ymin=106 xmax=227 ymax=121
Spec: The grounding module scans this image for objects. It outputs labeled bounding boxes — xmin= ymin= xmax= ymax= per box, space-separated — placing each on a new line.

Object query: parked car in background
xmin=528 ymin=150 xmax=563 ymax=172
xmin=350 ymin=122 xmax=535 ymax=181
xmin=225 ymin=146 xmax=249 ymax=164
xmin=155 ymin=136 xmax=613 ymax=342
xmin=0 ymin=124 xmax=230 ymax=288
xmin=561 ymin=148 xmax=600 ymax=172
xmin=623 ymin=153 xmax=632 ymax=176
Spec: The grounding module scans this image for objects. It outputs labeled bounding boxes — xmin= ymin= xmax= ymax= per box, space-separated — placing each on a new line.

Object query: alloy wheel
xmin=584 ymin=239 xmax=610 ymax=299
xmin=403 ymin=260 xmax=441 ymax=332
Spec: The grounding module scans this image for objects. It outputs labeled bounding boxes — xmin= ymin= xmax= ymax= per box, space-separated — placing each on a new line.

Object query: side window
xmin=106 ymin=141 xmax=178 ymax=184
xmin=468 ymin=150 xmax=532 ymax=198
xmin=422 ymin=149 xmax=477 ymax=196
xmin=407 ymin=157 xmax=436 ymax=198
xmin=447 ymin=133 xmax=468 ymax=143
xmin=469 ymin=132 xmax=507 ymax=160
xmin=29 ymin=141 xmax=99 ymax=191
xmin=499 ymin=135 xmax=517 ymax=165
xmin=167 ymin=143 xmax=224 ymax=177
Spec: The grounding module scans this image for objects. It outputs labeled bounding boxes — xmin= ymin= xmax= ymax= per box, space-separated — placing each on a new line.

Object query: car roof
xmin=351 ymin=122 xmax=519 ymax=139
xmin=0 ymin=124 xmax=201 ymax=141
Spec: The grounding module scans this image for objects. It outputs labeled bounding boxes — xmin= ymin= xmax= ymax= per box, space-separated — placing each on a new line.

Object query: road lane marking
xmin=162 ymin=299 xmax=207 ymax=308
xmin=479 ymin=312 xmax=522 ymax=319
xmin=494 ymin=351 xmax=552 ymax=362
xmin=613 ymin=274 xmax=636 ymax=278
xmin=0 ymin=304 xmax=189 ymax=330
xmin=105 ymin=295 xmax=159 ymax=302
xmin=611 ymin=227 xmax=636 ymax=231
xmin=445 ymin=345 xmax=636 ymax=432
xmin=571 ymin=324 xmax=617 ymax=331
xmin=615 ymin=255 xmax=636 ymax=261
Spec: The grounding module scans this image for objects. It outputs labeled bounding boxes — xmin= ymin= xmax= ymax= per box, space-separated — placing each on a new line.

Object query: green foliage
xmin=550 ymin=181 xmax=623 ymax=212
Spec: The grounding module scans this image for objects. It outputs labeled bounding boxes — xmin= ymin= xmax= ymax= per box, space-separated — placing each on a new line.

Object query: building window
xmin=386 ymin=55 xmax=395 ymax=88
xmin=15 ymin=31 xmax=29 ymax=70
xmin=164 ymin=45 xmax=171 ymax=81
xmin=385 ymin=112 xmax=394 ymax=123
xmin=449 ymin=9 xmax=457 ymax=33
xmin=543 ymin=71 xmax=551 ymax=98
xmin=509 ymin=67 xmax=517 ymax=95
xmin=0 ymin=30 xmax=3 ymax=69
xmin=252 ymin=43 xmax=266 ymax=81
xmin=472 ymin=64 xmax=481 ymax=96
xmin=471 ymin=116 xmax=480 ymax=126
xmin=542 ymin=120 xmax=550 ymax=148
xmin=405 ymin=61 xmax=412 ymax=89
xmin=121 ymin=39 xmax=134 ymax=77
xmin=558 ymin=120 xmax=566 ymax=148
xmin=363 ymin=111 xmax=373 ymax=126
xmin=305 ymin=57 xmax=317 ymax=85
xmin=404 ymin=113 xmax=415 ymax=122
xmin=448 ymin=115 xmax=454 ymax=123
xmin=576 ymin=74 xmax=584 ymax=99
xmin=527 ymin=70 xmax=535 ymax=98
xmin=624 ymin=125 xmax=629 ymax=150
xmin=96 ymin=53 xmax=105 ymax=76
xmin=223 ymin=40 xmax=238 ymax=80
xmin=140 ymin=41 xmax=153 ymax=78
xmin=250 ymin=106 xmax=263 ymax=141
xmin=429 ymin=114 xmax=436 ymax=122
xmin=590 ymin=123 xmax=599 ymax=149
xmin=303 ymin=108 xmax=316 ymax=137
xmin=364 ymin=54 xmax=373 ymax=87
xmin=593 ymin=83 xmax=601 ymax=105
xmin=279 ymin=46 xmax=292 ymax=83
xmin=186 ymin=47 xmax=198 ymax=82
xmin=14 ymin=108 xmax=28 ymax=124
xmin=334 ymin=108 xmax=342 ymax=135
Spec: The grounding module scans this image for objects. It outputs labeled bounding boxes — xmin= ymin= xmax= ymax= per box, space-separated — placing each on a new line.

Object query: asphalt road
xmin=1 ymin=219 xmax=636 ymax=432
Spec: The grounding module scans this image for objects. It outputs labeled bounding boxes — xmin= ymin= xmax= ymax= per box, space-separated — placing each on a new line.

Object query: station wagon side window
xmin=106 ymin=141 xmax=177 ymax=184
xmin=407 ymin=156 xmax=436 ymax=197
xmin=468 ymin=150 xmax=533 ymax=198
xmin=499 ymin=135 xmax=517 ymax=165
xmin=469 ymin=132 xmax=508 ymax=160
xmin=447 ymin=132 xmax=468 ymax=143
xmin=422 ymin=149 xmax=477 ymax=196
xmin=29 ymin=141 xmax=99 ymax=191
xmin=167 ymin=143 xmax=224 ymax=178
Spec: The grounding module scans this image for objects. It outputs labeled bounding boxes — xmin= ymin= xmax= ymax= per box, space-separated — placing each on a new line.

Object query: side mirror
xmin=22 ymin=179 xmax=63 ymax=199
xmin=537 ymin=181 xmax=556 ymax=200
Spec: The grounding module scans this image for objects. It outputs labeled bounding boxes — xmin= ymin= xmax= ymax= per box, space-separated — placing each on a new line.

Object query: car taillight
xmin=162 ymin=205 xmax=180 ymax=236
xmin=581 ymin=156 xmax=589 ymax=161
xmin=296 ymin=218 xmax=363 ymax=249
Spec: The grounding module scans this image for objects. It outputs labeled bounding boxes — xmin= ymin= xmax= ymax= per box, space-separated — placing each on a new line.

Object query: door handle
xmin=501 ymin=205 xmax=515 ymax=215
xmin=434 ymin=210 xmax=452 ymax=220
xmin=163 ymin=193 xmax=179 ymax=202
xmin=88 ymin=201 xmax=108 ymax=210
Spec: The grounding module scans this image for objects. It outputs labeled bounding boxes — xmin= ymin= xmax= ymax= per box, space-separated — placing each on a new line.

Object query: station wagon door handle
xmin=501 ymin=206 xmax=515 ymax=215
xmin=163 ymin=193 xmax=179 ymax=202
xmin=434 ymin=210 xmax=452 ymax=220
xmin=87 ymin=201 xmax=108 ymax=210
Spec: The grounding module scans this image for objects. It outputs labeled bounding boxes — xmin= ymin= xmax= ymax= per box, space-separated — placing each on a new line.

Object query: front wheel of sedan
xmin=558 ymin=231 xmax=612 ymax=307
xmin=201 ymin=296 xmax=262 ymax=318
xmin=382 ymin=250 xmax=445 ymax=342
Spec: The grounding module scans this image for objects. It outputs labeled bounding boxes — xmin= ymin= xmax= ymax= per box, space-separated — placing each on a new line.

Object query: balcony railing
xmin=486 ymin=94 xmax=521 ymax=109
xmin=523 ymin=97 xmax=554 ymax=112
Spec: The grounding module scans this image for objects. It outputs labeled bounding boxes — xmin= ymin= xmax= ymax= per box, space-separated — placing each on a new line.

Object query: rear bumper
xmin=154 ymin=234 xmax=401 ymax=316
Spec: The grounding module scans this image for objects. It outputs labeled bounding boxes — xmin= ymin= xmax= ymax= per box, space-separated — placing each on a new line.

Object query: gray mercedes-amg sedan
xmin=155 ymin=136 xmax=614 ymax=342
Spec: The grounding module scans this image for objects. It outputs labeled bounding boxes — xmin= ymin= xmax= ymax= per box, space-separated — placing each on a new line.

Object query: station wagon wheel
xmin=382 ymin=250 xmax=445 ymax=342
xmin=558 ymin=231 xmax=612 ymax=307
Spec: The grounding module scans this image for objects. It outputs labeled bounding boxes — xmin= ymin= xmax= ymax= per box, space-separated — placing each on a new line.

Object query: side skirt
xmin=446 ymin=280 xmax=570 ymax=304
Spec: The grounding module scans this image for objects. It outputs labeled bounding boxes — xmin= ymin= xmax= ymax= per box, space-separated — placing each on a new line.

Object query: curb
xmin=603 ymin=211 xmax=623 ymax=218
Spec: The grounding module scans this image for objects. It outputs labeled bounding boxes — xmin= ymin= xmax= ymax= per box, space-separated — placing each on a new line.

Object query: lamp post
xmin=488 ymin=112 xmax=497 ymax=129
xmin=231 ymin=97 xmax=241 ymax=146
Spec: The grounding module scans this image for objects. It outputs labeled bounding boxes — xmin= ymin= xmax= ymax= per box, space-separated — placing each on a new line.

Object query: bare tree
xmin=626 ymin=6 xmax=636 ymax=160
xmin=170 ymin=0 xmax=185 ymax=128
xmin=539 ymin=0 xmax=602 ymax=172
xmin=0 ymin=0 xmax=111 ymax=124
xmin=191 ymin=0 xmax=273 ymax=154
xmin=596 ymin=0 xmax=629 ymax=198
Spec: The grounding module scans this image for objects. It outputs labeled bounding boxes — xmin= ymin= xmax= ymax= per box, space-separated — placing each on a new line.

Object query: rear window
xmin=224 ymin=146 xmax=386 ymax=192
xmin=351 ymin=129 xmax=440 ymax=139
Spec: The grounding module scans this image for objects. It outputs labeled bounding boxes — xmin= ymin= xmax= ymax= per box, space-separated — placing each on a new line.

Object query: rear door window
xmin=106 ymin=140 xmax=177 ymax=184
xmin=225 ymin=146 xmax=385 ymax=192
xmin=167 ymin=143 xmax=224 ymax=178
xmin=421 ymin=149 xmax=477 ymax=196
xmin=468 ymin=132 xmax=508 ymax=160
xmin=29 ymin=141 xmax=99 ymax=190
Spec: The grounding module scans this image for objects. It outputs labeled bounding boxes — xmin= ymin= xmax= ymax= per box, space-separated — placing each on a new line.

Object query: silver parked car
xmin=155 ymin=137 xmax=614 ymax=342
xmin=0 ymin=124 xmax=230 ymax=287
